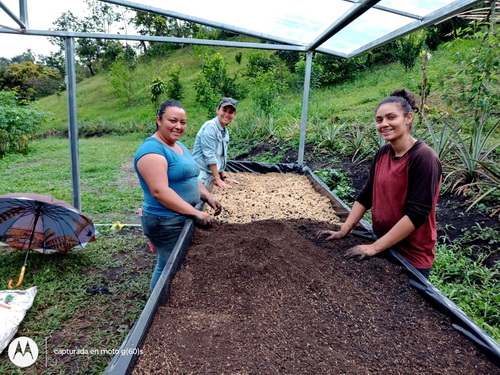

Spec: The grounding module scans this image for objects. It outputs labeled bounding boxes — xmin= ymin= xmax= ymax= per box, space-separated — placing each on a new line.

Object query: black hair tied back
xmin=390 ymin=88 xmax=418 ymax=113
xmin=156 ymin=99 xmax=185 ymax=117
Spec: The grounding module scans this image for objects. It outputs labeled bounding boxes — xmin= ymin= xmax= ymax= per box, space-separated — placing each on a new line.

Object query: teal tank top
xmin=134 ymin=138 xmax=200 ymax=217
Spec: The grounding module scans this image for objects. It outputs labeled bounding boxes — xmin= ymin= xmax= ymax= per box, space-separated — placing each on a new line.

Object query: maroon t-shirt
xmin=356 ymin=141 xmax=442 ymax=269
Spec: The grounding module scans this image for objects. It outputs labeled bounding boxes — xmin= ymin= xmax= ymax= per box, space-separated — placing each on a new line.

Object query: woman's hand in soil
xmin=192 ymin=210 xmax=215 ymax=227
xmin=344 ymin=244 xmax=377 ymax=261
xmin=214 ymin=178 xmax=232 ymax=189
xmin=225 ymin=177 xmax=240 ymax=186
xmin=206 ymin=195 xmax=223 ymax=216
xmin=316 ymin=229 xmax=346 ymax=240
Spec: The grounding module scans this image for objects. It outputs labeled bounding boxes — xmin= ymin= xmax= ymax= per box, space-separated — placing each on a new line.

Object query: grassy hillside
xmin=37 ymin=36 xmax=464 ymax=141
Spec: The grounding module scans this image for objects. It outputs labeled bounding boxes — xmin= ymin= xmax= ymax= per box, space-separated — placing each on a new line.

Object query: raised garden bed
xmin=132 ymin=219 xmax=498 ymax=374
xmin=104 ymin=162 xmax=500 ymax=374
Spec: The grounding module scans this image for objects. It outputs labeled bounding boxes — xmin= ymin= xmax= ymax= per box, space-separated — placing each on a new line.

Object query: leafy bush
xmin=194 ymin=53 xmax=245 ymax=115
xmin=441 ymin=23 xmax=500 ymax=124
xmin=249 ymin=71 xmax=282 ymax=116
xmin=314 ymin=167 xmax=354 ymax=202
xmin=165 ymin=64 xmax=184 ymax=101
xmin=395 ymin=30 xmax=426 ymax=71
xmin=314 ymin=54 xmax=365 ymax=86
xmin=109 ymin=53 xmax=137 ymax=106
xmin=0 ymin=91 xmax=46 ymax=156
xmin=1 ymin=61 xmax=62 ymax=100
xmin=149 ymin=76 xmax=167 ymax=107
xmin=295 ymin=58 xmax=323 ymax=90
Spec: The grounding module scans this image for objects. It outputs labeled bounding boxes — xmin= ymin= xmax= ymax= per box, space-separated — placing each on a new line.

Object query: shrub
xmin=395 ymin=30 xmax=426 ymax=71
xmin=441 ymin=23 xmax=500 ymax=124
xmin=109 ymin=53 xmax=137 ymax=106
xmin=194 ymin=53 xmax=245 ymax=115
xmin=0 ymin=91 xmax=45 ymax=156
xmin=314 ymin=167 xmax=355 ymax=202
xmin=295 ymin=58 xmax=323 ymax=90
xmin=166 ymin=64 xmax=184 ymax=101
xmin=149 ymin=77 xmax=167 ymax=108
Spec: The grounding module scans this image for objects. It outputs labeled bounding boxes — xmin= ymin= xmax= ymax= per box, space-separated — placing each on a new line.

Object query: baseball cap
xmin=219 ymin=97 xmax=238 ymax=110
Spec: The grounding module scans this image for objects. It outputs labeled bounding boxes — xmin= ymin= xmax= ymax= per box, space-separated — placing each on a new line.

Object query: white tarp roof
xmin=100 ymin=0 xmax=484 ymax=57
xmin=0 ymin=0 xmax=485 ymax=58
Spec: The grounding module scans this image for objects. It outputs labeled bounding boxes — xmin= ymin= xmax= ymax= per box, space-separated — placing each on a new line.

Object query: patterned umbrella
xmin=0 ymin=193 xmax=97 ymax=288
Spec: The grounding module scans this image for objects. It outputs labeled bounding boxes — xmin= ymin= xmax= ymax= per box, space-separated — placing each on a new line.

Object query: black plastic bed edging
xmin=103 ymin=204 xmax=199 ymax=375
xmin=103 ymin=160 xmax=500 ymax=374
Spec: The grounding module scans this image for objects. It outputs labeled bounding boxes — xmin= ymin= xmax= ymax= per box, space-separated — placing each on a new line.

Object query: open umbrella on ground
xmin=0 ymin=193 xmax=97 ymax=288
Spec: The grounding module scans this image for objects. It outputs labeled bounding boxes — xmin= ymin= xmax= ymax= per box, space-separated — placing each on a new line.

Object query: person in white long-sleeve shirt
xmin=192 ymin=97 xmax=240 ymax=189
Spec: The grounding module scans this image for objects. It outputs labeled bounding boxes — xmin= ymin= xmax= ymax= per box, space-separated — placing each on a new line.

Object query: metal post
xmin=298 ymin=51 xmax=313 ymax=164
xmin=19 ymin=0 xmax=28 ymax=27
xmin=64 ymin=37 xmax=81 ymax=210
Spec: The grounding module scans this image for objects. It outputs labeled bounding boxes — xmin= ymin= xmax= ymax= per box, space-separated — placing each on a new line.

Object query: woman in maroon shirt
xmin=318 ymin=88 xmax=442 ymax=278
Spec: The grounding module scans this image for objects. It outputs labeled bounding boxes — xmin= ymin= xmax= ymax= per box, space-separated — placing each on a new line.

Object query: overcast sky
xmin=0 ymin=0 xmax=455 ymax=59
xmin=1 ymin=1 xmax=94 ymax=59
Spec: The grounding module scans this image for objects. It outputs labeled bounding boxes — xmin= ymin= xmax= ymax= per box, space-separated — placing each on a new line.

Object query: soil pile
xmin=133 ymin=220 xmax=498 ymax=374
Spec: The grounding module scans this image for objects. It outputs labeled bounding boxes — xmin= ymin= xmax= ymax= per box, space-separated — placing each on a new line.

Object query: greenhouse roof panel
xmin=0 ymin=0 xmax=484 ymax=58
xmin=102 ymin=0 xmax=482 ymax=57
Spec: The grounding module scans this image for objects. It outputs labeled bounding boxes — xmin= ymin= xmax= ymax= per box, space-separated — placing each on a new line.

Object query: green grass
xmin=430 ymin=225 xmax=500 ymax=341
xmin=0 ymin=136 xmax=155 ymax=373
xmin=0 ymin=227 xmax=153 ymax=374
xmin=0 ymin=135 xmax=144 ymax=223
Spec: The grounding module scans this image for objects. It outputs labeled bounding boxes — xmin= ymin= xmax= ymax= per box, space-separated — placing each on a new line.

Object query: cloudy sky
xmin=1 ymin=0 xmax=95 ymax=59
xmin=0 ymin=0 xmax=455 ymax=59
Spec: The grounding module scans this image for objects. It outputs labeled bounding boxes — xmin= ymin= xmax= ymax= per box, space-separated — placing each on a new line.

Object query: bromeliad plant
xmin=444 ymin=117 xmax=500 ymax=197
xmin=417 ymin=114 xmax=456 ymax=161
xmin=344 ymin=122 xmax=374 ymax=164
xmin=463 ymin=160 xmax=500 ymax=216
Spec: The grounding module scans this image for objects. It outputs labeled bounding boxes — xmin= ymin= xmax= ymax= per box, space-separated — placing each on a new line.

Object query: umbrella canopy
xmin=0 ymin=193 xmax=96 ymax=254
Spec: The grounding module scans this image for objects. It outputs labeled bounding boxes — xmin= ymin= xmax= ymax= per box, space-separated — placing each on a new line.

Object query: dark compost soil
xmin=132 ymin=219 xmax=499 ymax=374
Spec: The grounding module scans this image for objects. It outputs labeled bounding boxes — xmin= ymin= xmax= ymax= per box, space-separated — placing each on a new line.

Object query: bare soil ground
xmin=133 ymin=219 xmax=499 ymax=374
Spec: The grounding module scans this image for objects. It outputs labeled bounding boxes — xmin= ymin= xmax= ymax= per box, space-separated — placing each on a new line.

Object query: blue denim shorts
xmin=140 ymin=213 xmax=186 ymax=254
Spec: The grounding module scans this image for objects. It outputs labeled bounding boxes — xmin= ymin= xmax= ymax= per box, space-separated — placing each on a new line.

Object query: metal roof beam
xmin=306 ymin=0 xmax=381 ymax=51
xmin=100 ymin=0 xmax=304 ymax=48
xmin=0 ymin=0 xmax=27 ymax=30
xmin=346 ymin=0 xmax=485 ymax=58
xmin=0 ymin=27 xmax=306 ymax=52
xmin=342 ymin=0 xmax=423 ymax=20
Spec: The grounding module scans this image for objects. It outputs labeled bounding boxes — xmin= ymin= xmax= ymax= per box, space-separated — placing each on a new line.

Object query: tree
xmin=131 ymin=10 xmax=200 ymax=55
xmin=10 ymin=50 xmax=36 ymax=64
xmin=39 ymin=51 xmax=66 ymax=77
xmin=194 ymin=53 xmax=245 ymax=115
xmin=274 ymin=50 xmax=301 ymax=73
xmin=50 ymin=1 xmax=126 ymax=76
xmin=1 ymin=61 xmax=61 ymax=100
xmin=109 ymin=53 xmax=137 ymax=106
xmin=395 ymin=30 xmax=426 ymax=71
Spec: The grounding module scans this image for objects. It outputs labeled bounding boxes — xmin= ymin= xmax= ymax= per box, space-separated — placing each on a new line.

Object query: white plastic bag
xmin=0 ymin=286 xmax=37 ymax=354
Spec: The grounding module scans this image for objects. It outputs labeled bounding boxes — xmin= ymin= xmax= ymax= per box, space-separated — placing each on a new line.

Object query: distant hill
xmin=37 ymin=35 xmax=468 ymax=137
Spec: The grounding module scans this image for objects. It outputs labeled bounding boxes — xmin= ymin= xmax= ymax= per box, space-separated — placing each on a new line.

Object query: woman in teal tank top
xmin=134 ymin=100 xmax=222 ymax=290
